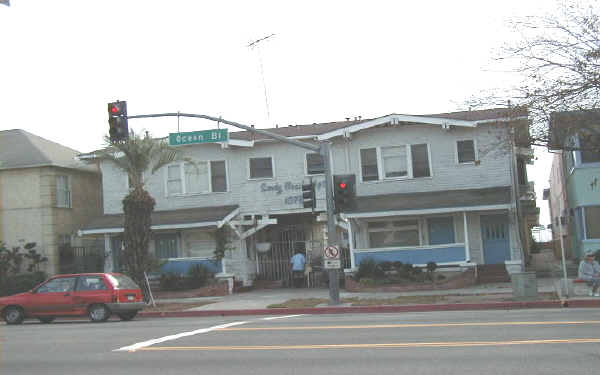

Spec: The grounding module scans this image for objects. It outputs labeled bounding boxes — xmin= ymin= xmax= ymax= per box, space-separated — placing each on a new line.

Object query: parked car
xmin=0 ymin=273 xmax=145 ymax=325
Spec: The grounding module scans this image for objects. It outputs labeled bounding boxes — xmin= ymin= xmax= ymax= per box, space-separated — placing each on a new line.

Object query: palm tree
xmin=98 ymin=132 xmax=179 ymax=296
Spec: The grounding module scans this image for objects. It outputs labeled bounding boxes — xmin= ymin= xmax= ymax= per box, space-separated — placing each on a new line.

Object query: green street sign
xmin=169 ymin=129 xmax=229 ymax=146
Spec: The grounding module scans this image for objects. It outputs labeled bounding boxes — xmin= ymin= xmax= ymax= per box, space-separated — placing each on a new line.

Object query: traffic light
xmin=333 ymin=174 xmax=356 ymax=213
xmin=108 ymin=101 xmax=128 ymax=142
xmin=302 ymin=181 xmax=315 ymax=210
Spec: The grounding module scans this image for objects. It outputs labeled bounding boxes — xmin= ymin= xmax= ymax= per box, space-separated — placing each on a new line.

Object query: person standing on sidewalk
xmin=290 ymin=250 xmax=306 ymax=288
xmin=578 ymin=251 xmax=600 ymax=296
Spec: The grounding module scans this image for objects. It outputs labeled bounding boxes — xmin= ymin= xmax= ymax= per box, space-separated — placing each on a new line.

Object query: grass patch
xmin=268 ymin=298 xmax=328 ymax=308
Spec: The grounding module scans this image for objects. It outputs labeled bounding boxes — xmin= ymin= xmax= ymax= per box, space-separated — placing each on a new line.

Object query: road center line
xmin=216 ymin=320 xmax=600 ymax=331
xmin=113 ymin=321 xmax=248 ymax=352
xmin=262 ymin=315 xmax=305 ymax=321
xmin=134 ymin=338 xmax=600 ymax=351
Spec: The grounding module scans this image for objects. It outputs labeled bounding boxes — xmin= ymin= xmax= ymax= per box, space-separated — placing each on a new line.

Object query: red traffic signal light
xmin=333 ymin=174 xmax=356 ymax=213
xmin=339 ymin=182 xmax=347 ymax=189
xmin=107 ymin=101 xmax=128 ymax=143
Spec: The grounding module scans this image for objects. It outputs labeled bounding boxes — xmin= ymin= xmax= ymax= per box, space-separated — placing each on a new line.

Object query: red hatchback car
xmin=0 ymin=273 xmax=145 ymax=325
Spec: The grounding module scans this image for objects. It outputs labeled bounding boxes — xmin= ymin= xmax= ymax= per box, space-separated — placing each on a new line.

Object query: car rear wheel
xmin=3 ymin=306 xmax=25 ymax=325
xmin=38 ymin=316 xmax=55 ymax=324
xmin=118 ymin=311 xmax=138 ymax=321
xmin=88 ymin=304 xmax=111 ymax=322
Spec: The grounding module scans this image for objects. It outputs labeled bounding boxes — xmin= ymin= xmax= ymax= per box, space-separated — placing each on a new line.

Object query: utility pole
xmin=126 ymin=111 xmax=342 ymax=304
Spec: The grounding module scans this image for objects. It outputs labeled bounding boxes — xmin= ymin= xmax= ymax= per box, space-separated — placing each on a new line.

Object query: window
xmin=360 ymin=145 xmax=431 ymax=182
xmin=306 ymin=153 xmax=325 ymax=175
xmin=427 ymin=217 xmax=455 ymax=245
xmin=411 ymin=144 xmax=431 ymax=178
xmin=584 ymin=206 xmax=600 ymax=239
xmin=155 ymin=233 xmax=178 ymax=259
xmin=382 ymin=146 xmax=408 ymax=178
xmin=167 ymin=165 xmax=183 ymax=195
xmin=211 ymin=161 xmax=227 ymax=192
xmin=76 ymin=276 xmax=108 ymax=291
xmin=56 ymin=175 xmax=71 ymax=208
xmin=185 ymin=162 xmax=209 ymax=193
xmin=580 ymin=138 xmax=600 ymax=164
xmin=167 ymin=161 xmax=227 ymax=195
xmin=368 ymin=220 xmax=420 ymax=248
xmin=37 ymin=277 xmax=77 ymax=293
xmin=360 ymin=148 xmax=379 ymax=181
xmin=249 ymin=157 xmax=273 ymax=179
xmin=457 ymin=140 xmax=476 ymax=163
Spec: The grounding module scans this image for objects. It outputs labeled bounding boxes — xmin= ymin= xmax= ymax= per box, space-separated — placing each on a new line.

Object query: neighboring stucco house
xmin=0 ymin=130 xmax=102 ymax=275
xmin=78 ymin=107 xmax=538 ymax=287
xmin=544 ymin=152 xmax=572 ymax=258
xmin=548 ymin=110 xmax=600 ymax=259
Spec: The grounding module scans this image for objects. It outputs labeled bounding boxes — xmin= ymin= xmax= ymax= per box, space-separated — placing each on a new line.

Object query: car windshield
xmin=106 ymin=274 xmax=140 ymax=290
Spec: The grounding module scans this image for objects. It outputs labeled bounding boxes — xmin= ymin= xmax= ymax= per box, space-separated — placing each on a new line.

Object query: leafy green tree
xmin=98 ymin=131 xmax=180 ymax=297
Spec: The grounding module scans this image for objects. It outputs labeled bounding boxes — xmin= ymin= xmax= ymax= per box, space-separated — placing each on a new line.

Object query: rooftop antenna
xmin=247 ymin=33 xmax=276 ymax=124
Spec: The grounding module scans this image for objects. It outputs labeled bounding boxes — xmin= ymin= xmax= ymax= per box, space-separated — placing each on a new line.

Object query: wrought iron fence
xmin=59 ymin=246 xmax=104 ymax=274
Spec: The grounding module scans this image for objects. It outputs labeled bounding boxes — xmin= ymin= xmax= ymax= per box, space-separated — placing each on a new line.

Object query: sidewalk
xmin=140 ymin=277 xmax=600 ymax=318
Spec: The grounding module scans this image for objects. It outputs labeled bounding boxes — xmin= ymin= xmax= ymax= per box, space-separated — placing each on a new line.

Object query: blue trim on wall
xmin=157 ymin=258 xmax=222 ymax=275
xmin=355 ymin=246 xmax=466 ymax=265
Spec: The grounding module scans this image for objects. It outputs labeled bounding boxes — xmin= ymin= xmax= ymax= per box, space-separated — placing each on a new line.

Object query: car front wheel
xmin=118 ymin=311 xmax=138 ymax=321
xmin=88 ymin=304 xmax=111 ymax=322
xmin=3 ymin=306 xmax=25 ymax=325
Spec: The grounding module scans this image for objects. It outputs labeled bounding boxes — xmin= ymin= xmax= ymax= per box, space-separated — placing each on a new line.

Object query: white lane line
xmin=113 ymin=321 xmax=248 ymax=352
xmin=262 ymin=314 xmax=305 ymax=321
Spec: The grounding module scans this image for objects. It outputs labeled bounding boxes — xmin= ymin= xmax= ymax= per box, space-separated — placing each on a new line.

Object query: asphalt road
xmin=3 ymin=308 xmax=600 ymax=375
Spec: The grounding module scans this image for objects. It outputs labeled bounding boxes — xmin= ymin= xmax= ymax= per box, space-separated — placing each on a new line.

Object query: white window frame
xmin=367 ymin=218 xmax=422 ymax=248
xmin=455 ymin=139 xmax=478 ymax=165
xmin=305 ymin=152 xmax=325 ymax=176
xmin=359 ymin=144 xmax=432 ymax=183
xmin=248 ymin=156 xmax=275 ymax=180
xmin=56 ymin=175 xmax=72 ymax=208
xmin=164 ymin=160 xmax=228 ymax=196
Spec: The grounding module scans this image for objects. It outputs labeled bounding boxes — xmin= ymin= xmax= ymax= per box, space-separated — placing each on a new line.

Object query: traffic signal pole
xmin=125 ymin=110 xmax=341 ymax=305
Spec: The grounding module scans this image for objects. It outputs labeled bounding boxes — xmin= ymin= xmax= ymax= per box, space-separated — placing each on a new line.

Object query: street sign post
xmin=169 ymin=129 xmax=228 ymax=146
xmin=324 ymin=245 xmax=341 ymax=270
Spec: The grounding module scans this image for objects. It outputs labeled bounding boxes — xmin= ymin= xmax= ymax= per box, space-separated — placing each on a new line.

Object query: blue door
xmin=111 ymin=237 xmax=122 ymax=272
xmin=428 ymin=217 xmax=455 ymax=245
xmin=481 ymin=215 xmax=510 ymax=264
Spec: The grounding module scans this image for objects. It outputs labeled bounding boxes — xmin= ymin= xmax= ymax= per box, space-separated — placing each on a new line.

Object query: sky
xmin=0 ymin=0 xmax=572 ymax=228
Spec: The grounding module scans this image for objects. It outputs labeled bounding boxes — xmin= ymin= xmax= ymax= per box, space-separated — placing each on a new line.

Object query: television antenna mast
xmin=247 ymin=33 xmax=276 ymax=123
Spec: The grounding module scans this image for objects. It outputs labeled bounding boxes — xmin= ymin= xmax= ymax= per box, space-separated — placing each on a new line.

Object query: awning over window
xmin=78 ymin=205 xmax=239 ymax=235
xmin=344 ymin=186 xmax=512 ymax=219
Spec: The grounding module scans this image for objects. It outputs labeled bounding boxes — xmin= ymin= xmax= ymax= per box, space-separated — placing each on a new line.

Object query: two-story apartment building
xmin=547 ymin=110 xmax=600 ymax=259
xmin=78 ymin=107 xmax=537 ymax=287
xmin=0 ymin=129 xmax=102 ymax=275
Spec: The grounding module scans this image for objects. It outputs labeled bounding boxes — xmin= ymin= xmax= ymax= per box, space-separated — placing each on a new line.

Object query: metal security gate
xmin=59 ymin=246 xmax=104 ymax=274
xmin=256 ymin=239 xmax=324 ymax=286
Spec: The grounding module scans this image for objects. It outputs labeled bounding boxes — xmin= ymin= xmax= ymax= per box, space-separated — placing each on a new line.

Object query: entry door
xmin=480 ymin=215 xmax=511 ymax=264
xmin=111 ymin=237 xmax=123 ymax=272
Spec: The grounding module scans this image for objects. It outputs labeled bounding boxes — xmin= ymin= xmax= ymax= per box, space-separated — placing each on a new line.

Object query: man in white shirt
xmin=290 ymin=250 xmax=306 ymax=288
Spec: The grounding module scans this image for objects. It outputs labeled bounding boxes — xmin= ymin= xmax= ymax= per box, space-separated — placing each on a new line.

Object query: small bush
xmin=0 ymin=271 xmax=47 ymax=297
xmin=159 ymin=273 xmax=187 ymax=291
xmin=379 ymin=261 xmax=393 ymax=272
xmin=392 ymin=261 xmax=404 ymax=270
xmin=187 ymin=264 xmax=212 ymax=289
xmin=355 ymin=258 xmax=385 ymax=281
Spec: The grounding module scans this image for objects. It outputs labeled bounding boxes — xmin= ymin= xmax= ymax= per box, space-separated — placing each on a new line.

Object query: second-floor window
xmin=306 ymin=153 xmax=325 ymax=175
xmin=56 ymin=175 xmax=71 ymax=208
xmin=360 ymin=144 xmax=431 ymax=182
xmin=166 ymin=161 xmax=227 ymax=195
xmin=457 ymin=140 xmax=476 ymax=164
xmin=249 ymin=157 xmax=273 ymax=179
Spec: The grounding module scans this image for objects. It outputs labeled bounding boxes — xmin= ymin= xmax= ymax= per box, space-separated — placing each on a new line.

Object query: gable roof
xmin=0 ymin=129 xmax=96 ymax=172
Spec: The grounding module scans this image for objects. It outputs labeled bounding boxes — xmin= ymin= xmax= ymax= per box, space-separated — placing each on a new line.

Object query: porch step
xmin=477 ymin=264 xmax=510 ymax=284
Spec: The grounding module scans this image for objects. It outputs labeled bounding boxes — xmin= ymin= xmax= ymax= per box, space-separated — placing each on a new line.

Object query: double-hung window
xmin=368 ymin=220 xmax=420 ymax=248
xmin=580 ymin=137 xmax=600 ymax=164
xmin=360 ymin=144 xmax=431 ymax=182
xmin=457 ymin=139 xmax=476 ymax=164
xmin=166 ymin=160 xmax=227 ymax=195
xmin=578 ymin=206 xmax=600 ymax=240
xmin=56 ymin=175 xmax=71 ymax=208
xmin=249 ymin=157 xmax=273 ymax=179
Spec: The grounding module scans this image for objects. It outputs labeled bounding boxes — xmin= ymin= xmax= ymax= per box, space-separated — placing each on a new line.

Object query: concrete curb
xmin=138 ymin=299 xmax=600 ymax=319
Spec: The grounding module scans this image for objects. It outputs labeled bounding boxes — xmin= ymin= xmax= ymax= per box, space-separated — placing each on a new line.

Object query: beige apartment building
xmin=0 ymin=130 xmax=102 ymax=275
